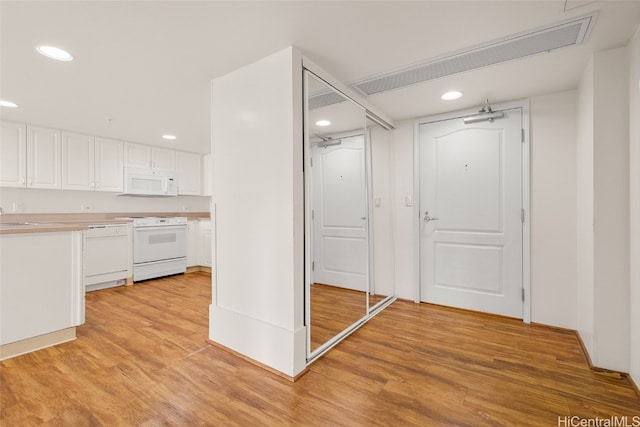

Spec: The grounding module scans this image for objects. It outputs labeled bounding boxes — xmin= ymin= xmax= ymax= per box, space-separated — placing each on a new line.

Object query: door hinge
xmin=521 ymin=208 xmax=525 ymax=224
xmin=310 ymin=157 xmax=313 ymax=167
xmin=311 ymin=209 xmax=314 ymax=220
xmin=521 ymin=128 xmax=525 ymax=143
xmin=522 ymin=288 xmax=525 ymax=302
xmin=312 ymin=261 xmax=315 ymax=271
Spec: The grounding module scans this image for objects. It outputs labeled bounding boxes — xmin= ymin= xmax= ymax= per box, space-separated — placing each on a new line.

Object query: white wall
xmin=0 ymin=187 xmax=209 ymax=213
xmin=529 ymin=91 xmax=578 ymax=329
xmin=576 ymin=47 xmax=631 ymax=372
xmin=391 ymin=119 xmax=416 ymax=301
xmin=576 ymin=57 xmax=595 ymax=355
xmin=371 ymin=125 xmax=395 ymax=297
xmin=593 ymin=47 xmax=630 ymax=372
xmin=209 ymin=47 xmax=306 ymax=377
xmin=628 ymin=28 xmax=640 ymax=386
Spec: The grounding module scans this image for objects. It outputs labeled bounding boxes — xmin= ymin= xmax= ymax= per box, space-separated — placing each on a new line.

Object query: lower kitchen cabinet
xmin=187 ymin=220 xmax=198 ymax=267
xmin=197 ymin=220 xmax=212 ymax=267
xmin=187 ymin=219 xmax=212 ymax=269
xmin=0 ymin=231 xmax=84 ymax=352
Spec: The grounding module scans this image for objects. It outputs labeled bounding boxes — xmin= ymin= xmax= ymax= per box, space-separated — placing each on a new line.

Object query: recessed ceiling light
xmin=441 ymin=90 xmax=464 ymax=101
xmin=315 ymin=120 xmax=331 ymax=127
xmin=0 ymin=100 xmax=18 ymax=108
xmin=162 ymin=134 xmax=177 ymax=140
xmin=36 ymin=45 xmax=74 ymax=61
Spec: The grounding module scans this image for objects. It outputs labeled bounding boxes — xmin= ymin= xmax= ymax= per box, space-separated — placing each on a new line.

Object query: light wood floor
xmin=1 ymin=273 xmax=638 ymax=425
xmin=310 ymin=283 xmax=391 ymax=349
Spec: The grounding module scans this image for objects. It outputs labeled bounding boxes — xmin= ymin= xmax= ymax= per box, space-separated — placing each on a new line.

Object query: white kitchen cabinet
xmin=0 ymin=231 xmax=84 ymax=348
xmin=186 ymin=219 xmax=212 ymax=268
xmin=124 ymin=142 xmax=151 ymax=168
xmin=176 ymin=151 xmax=201 ymax=195
xmin=62 ymin=132 xmax=95 ymax=190
xmin=202 ymin=153 xmax=212 ymax=196
xmin=197 ymin=220 xmax=212 ymax=267
xmin=27 ymin=125 xmax=62 ymax=189
xmin=186 ymin=220 xmax=198 ymax=267
xmin=0 ymin=121 xmax=27 ymax=188
xmin=94 ymin=137 xmax=124 ymax=192
xmin=152 ymin=147 xmax=175 ymax=171
xmin=63 ymin=134 xmax=124 ymax=192
xmin=124 ymin=142 xmax=175 ymax=171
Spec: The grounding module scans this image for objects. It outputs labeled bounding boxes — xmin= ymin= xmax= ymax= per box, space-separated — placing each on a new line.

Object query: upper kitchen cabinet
xmin=62 ymin=133 xmax=124 ymax=192
xmin=94 ymin=138 xmax=124 ymax=192
xmin=27 ymin=125 xmax=62 ymax=189
xmin=62 ymin=132 xmax=95 ymax=190
xmin=152 ymin=147 xmax=175 ymax=170
xmin=176 ymin=151 xmax=201 ymax=195
xmin=124 ymin=142 xmax=175 ymax=171
xmin=123 ymin=142 xmax=151 ymax=169
xmin=0 ymin=121 xmax=27 ymax=188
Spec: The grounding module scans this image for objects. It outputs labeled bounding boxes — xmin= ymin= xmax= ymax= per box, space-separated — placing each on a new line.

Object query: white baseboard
xmin=209 ymin=305 xmax=306 ymax=378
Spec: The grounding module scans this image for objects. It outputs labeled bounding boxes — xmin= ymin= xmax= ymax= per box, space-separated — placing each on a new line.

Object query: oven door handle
xmin=133 ymin=225 xmax=187 ymax=232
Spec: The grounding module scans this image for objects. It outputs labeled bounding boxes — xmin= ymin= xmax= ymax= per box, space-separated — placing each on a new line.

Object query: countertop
xmin=0 ymin=212 xmax=210 ymax=235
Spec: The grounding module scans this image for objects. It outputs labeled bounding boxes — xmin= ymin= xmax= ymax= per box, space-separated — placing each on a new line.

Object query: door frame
xmin=412 ymin=99 xmax=531 ymax=323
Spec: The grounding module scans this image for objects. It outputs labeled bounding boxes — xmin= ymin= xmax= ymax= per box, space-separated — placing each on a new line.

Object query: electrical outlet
xmin=12 ymin=202 xmax=23 ymax=213
xmin=374 ymin=197 xmax=382 ymax=207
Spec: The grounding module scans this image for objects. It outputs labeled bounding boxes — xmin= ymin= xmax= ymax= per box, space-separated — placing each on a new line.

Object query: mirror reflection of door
xmin=305 ymin=71 xmax=368 ymax=356
xmin=311 ymin=133 xmax=368 ymax=291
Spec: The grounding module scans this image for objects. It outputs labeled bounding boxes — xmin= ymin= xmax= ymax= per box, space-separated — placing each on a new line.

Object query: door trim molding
xmin=412 ymin=99 xmax=531 ymax=323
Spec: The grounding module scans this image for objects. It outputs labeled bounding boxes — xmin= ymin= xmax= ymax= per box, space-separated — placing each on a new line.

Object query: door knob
xmin=423 ymin=211 xmax=439 ymax=222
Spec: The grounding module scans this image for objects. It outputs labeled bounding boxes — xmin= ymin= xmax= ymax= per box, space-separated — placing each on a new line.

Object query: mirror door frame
xmin=302 ymin=59 xmax=396 ymax=364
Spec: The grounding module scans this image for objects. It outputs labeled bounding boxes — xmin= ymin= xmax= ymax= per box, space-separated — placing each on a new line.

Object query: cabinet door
xmin=95 ymin=137 xmax=124 ymax=192
xmin=186 ymin=220 xmax=198 ymax=267
xmin=198 ymin=220 xmax=212 ymax=267
xmin=124 ymin=142 xmax=152 ymax=168
xmin=62 ymin=132 xmax=95 ymax=190
xmin=176 ymin=151 xmax=201 ymax=195
xmin=27 ymin=125 xmax=61 ymax=189
xmin=0 ymin=121 xmax=27 ymax=188
xmin=152 ymin=147 xmax=175 ymax=171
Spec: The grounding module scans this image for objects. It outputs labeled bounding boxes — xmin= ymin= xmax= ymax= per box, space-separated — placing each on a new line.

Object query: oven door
xmin=133 ymin=225 xmax=187 ymax=264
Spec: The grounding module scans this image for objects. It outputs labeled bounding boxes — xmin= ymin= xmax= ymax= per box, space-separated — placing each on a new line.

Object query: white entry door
xmin=419 ymin=108 xmax=524 ymax=318
xmin=311 ymin=134 xmax=368 ymax=291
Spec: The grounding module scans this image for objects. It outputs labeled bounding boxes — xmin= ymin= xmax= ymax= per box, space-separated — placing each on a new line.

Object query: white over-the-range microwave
xmin=120 ymin=167 xmax=178 ymax=197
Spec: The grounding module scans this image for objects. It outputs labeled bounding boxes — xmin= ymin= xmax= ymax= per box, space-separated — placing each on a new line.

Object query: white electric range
xmin=129 ymin=217 xmax=188 ymax=282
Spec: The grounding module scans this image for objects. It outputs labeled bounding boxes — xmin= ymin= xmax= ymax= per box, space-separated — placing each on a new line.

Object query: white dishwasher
xmin=83 ymin=224 xmax=131 ymax=291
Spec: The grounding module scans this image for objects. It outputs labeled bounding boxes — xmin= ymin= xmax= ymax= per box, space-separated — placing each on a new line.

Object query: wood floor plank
xmin=1 ymin=272 xmax=638 ymax=426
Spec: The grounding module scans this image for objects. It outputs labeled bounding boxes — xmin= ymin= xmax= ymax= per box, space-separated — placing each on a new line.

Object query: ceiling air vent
xmin=308 ymin=89 xmax=347 ymax=110
xmin=351 ymin=14 xmax=596 ymax=97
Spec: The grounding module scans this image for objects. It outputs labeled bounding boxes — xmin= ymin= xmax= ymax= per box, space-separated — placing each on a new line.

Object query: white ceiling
xmin=1 ymin=1 xmax=639 ymax=154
